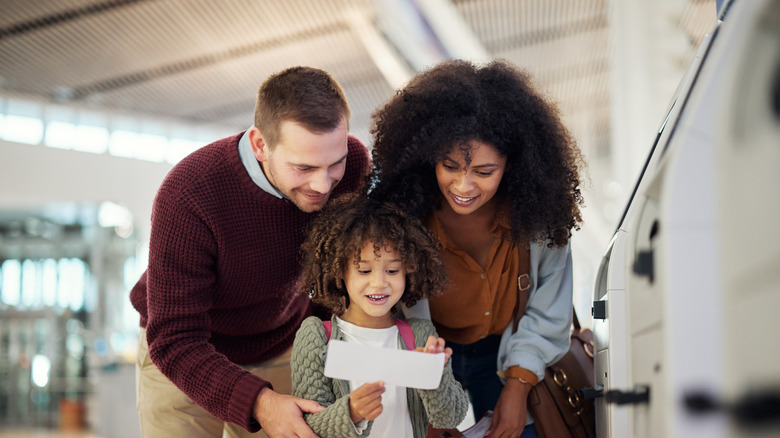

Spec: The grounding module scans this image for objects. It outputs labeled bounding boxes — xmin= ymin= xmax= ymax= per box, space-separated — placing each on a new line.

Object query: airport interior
xmin=1 ymin=0 xmax=779 ymax=437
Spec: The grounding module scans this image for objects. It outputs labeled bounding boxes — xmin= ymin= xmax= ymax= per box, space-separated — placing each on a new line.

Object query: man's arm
xmin=253 ymin=388 xmax=324 ymax=438
xmin=145 ymin=176 xmax=269 ymax=431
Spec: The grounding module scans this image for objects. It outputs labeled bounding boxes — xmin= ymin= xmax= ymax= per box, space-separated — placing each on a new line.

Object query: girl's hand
xmin=348 ymin=381 xmax=385 ymax=423
xmin=485 ymin=379 xmax=531 ymax=437
xmin=416 ymin=335 xmax=453 ymax=365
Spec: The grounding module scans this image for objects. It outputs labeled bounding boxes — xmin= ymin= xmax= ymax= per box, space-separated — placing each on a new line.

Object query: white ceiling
xmin=0 ymin=0 xmax=716 ymax=233
xmin=0 ymin=0 xmax=714 ymax=142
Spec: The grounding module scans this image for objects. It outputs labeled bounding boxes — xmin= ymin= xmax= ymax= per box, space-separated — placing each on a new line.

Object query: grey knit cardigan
xmin=291 ymin=315 xmax=469 ymax=437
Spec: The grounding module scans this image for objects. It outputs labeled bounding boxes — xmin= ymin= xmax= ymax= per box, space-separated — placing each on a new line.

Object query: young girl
xmin=291 ymin=194 xmax=468 ymax=438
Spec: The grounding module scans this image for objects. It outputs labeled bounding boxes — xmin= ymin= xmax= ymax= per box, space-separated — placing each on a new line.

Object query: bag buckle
xmin=518 ymin=273 xmax=530 ymax=291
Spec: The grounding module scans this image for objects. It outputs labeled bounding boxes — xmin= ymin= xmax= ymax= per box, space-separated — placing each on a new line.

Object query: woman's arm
xmin=488 ymin=241 xmax=574 ymax=436
xmin=498 ymin=241 xmax=574 ymax=380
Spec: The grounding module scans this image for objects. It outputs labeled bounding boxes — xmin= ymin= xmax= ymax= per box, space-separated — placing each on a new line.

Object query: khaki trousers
xmin=135 ymin=328 xmax=293 ymax=438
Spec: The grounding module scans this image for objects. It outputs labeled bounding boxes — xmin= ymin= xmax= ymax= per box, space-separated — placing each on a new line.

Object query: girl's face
xmin=340 ymin=240 xmax=406 ymax=328
xmin=435 ymin=140 xmax=507 ymax=216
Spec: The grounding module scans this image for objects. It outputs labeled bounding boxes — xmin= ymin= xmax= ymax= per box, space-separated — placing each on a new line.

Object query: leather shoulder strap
xmin=512 ymin=245 xmax=532 ymax=333
xmin=511 ymin=245 xmax=581 ymax=333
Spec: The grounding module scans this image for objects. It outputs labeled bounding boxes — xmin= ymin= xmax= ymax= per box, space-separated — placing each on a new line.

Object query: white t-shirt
xmin=336 ymin=317 xmax=415 ymax=437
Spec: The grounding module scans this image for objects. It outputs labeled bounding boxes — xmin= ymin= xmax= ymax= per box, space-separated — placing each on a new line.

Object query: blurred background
xmin=0 ymin=0 xmax=718 ymax=436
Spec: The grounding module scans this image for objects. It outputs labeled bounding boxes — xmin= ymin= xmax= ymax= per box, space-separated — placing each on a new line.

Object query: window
xmin=2 ymin=95 xmax=232 ymax=164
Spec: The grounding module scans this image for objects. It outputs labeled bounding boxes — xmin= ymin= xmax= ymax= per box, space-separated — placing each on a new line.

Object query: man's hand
xmin=253 ymin=387 xmax=324 ymax=438
xmin=415 ymin=335 xmax=453 ymax=364
xmin=348 ymin=381 xmax=385 ymax=423
xmin=485 ymin=379 xmax=531 ymax=438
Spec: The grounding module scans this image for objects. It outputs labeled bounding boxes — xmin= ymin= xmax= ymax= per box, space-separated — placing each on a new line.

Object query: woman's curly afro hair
xmin=299 ymin=193 xmax=448 ymax=315
xmin=369 ymin=59 xmax=585 ymax=247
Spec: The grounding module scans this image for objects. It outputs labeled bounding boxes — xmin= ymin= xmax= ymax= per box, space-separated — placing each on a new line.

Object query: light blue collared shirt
xmin=237 ymin=128 xmax=285 ymax=199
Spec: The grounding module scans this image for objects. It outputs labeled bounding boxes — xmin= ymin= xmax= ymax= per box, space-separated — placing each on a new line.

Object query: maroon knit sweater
xmin=130 ymin=131 xmax=369 ymax=432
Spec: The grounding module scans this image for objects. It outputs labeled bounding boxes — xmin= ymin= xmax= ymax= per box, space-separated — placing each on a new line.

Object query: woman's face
xmin=435 ymin=140 xmax=507 ymax=216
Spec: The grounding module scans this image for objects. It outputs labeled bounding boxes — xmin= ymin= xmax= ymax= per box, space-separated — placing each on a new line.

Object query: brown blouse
xmin=425 ymin=210 xmax=520 ymax=345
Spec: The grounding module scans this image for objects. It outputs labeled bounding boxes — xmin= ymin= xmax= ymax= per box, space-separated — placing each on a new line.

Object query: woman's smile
xmin=435 ymin=140 xmax=508 ymax=216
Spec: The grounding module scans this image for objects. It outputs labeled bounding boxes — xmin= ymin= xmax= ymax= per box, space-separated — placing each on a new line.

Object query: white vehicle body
xmin=592 ymin=0 xmax=780 ymax=436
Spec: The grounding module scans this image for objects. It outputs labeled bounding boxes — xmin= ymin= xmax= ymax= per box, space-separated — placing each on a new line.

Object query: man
xmin=131 ymin=66 xmax=370 ymax=437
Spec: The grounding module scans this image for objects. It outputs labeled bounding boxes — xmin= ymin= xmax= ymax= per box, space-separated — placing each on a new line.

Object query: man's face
xmin=251 ymin=119 xmax=349 ymax=213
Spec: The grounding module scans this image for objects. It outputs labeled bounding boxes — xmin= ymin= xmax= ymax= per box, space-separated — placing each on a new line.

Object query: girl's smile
xmin=340 ymin=240 xmax=406 ymax=328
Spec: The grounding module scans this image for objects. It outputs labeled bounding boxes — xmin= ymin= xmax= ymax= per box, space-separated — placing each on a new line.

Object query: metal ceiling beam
xmin=0 ymin=0 xmax=147 ymax=41
xmin=370 ymin=0 xmax=491 ymax=73
xmin=345 ymin=8 xmax=414 ymax=90
xmin=56 ymin=22 xmax=345 ymax=102
xmin=413 ymin=0 xmax=491 ymax=64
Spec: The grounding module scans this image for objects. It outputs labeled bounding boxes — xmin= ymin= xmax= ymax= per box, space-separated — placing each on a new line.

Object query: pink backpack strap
xmin=323 ymin=320 xmax=333 ymax=341
xmin=394 ymin=319 xmax=416 ymax=350
xmin=321 ymin=319 xmax=415 ymax=350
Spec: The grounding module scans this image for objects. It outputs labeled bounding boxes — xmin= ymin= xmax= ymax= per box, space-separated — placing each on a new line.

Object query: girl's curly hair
xmin=299 ymin=193 xmax=448 ymax=314
xmin=369 ymin=59 xmax=585 ymax=247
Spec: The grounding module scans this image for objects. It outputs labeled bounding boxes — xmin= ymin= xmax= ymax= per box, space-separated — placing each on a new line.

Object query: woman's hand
xmin=416 ymin=335 xmax=453 ymax=365
xmin=348 ymin=381 xmax=385 ymax=423
xmin=485 ymin=379 xmax=531 ymax=438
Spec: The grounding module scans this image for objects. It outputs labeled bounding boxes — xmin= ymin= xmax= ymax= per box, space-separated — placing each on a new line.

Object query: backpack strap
xmin=323 ymin=320 xmax=333 ymax=341
xmin=321 ymin=318 xmax=416 ymax=350
xmin=394 ymin=319 xmax=416 ymax=350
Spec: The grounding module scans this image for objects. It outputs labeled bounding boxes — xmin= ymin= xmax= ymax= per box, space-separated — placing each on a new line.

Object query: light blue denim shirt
xmin=403 ymin=240 xmax=573 ymax=381
xmin=237 ymin=128 xmax=285 ymax=198
xmin=402 ymin=239 xmax=573 ymax=427
xmin=496 ymin=240 xmax=573 ymax=380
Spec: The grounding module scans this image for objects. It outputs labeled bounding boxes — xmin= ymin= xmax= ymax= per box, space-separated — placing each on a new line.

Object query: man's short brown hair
xmin=254 ymin=66 xmax=350 ymax=148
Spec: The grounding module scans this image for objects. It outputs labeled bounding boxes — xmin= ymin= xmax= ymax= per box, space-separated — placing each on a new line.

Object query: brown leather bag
xmin=524 ymin=312 xmax=596 ymax=438
xmin=514 ymin=247 xmax=597 ymax=438
xmin=428 ymin=247 xmax=597 ymax=438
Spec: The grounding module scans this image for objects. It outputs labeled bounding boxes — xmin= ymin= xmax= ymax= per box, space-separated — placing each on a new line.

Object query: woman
xmin=369 ymin=59 xmax=585 ymax=438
